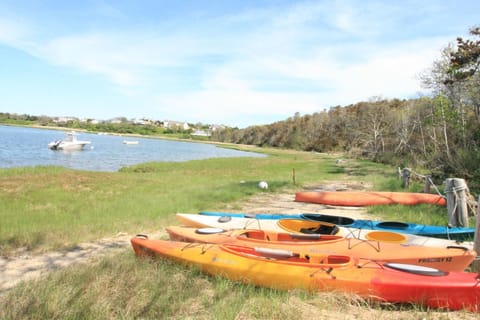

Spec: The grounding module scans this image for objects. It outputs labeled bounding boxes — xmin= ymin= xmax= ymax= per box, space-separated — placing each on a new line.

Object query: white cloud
xmin=36 ymin=34 xmax=143 ymax=86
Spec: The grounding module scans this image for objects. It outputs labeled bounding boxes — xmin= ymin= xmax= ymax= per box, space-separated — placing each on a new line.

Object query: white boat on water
xmin=123 ymin=140 xmax=139 ymax=145
xmin=48 ymin=131 xmax=92 ymax=151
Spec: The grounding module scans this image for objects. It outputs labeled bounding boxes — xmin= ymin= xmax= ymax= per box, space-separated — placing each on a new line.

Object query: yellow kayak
xmin=131 ymin=235 xmax=480 ymax=312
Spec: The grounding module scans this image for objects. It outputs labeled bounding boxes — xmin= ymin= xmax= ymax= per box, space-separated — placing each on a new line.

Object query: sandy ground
xmin=0 ymin=232 xmax=151 ymax=293
xmin=0 ymin=182 xmax=369 ymax=294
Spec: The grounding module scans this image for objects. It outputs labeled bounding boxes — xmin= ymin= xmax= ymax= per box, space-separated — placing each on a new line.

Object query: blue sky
xmin=0 ymin=1 xmax=478 ymax=128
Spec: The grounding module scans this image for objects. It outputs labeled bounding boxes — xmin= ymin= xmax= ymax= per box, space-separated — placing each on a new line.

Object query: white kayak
xmin=175 ymin=213 xmax=475 ymax=250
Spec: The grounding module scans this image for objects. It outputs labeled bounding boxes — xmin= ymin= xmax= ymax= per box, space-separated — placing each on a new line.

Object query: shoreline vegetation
xmin=3 ymin=122 xmax=221 ymax=145
xmin=1 ymin=130 xmax=472 ymax=319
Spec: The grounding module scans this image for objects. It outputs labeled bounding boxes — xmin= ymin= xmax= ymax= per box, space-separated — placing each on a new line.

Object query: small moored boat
xmin=48 ymin=131 xmax=91 ymax=151
xmin=123 ymin=140 xmax=139 ymax=145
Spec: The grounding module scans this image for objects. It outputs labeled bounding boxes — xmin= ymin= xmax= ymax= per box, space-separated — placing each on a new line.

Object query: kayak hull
xmin=295 ymin=191 xmax=447 ymax=206
xmin=131 ymin=236 xmax=480 ymax=312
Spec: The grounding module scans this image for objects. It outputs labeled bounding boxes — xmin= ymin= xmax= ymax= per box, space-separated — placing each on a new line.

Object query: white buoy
xmin=258 ymin=181 xmax=268 ymax=189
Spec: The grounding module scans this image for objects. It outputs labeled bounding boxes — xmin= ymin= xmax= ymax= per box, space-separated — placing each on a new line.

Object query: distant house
xmin=191 ymin=130 xmax=210 ymax=137
xmin=79 ymin=118 xmax=100 ymax=124
xmin=52 ymin=116 xmax=78 ymax=123
xmin=163 ymin=120 xmax=190 ymax=131
xmin=108 ymin=118 xmax=124 ymax=124
xmin=209 ymin=124 xmax=226 ymax=131
xmin=132 ymin=118 xmax=148 ymax=125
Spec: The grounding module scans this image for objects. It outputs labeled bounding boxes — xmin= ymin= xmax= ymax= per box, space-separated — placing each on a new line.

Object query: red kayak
xmin=295 ymin=191 xmax=446 ymax=206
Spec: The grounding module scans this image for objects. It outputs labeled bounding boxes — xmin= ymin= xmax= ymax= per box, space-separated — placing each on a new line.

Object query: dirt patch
xmin=0 ymin=231 xmax=159 ymax=292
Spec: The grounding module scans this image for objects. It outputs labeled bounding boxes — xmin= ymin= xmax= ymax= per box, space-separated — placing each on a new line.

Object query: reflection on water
xmin=0 ymin=125 xmax=265 ymax=172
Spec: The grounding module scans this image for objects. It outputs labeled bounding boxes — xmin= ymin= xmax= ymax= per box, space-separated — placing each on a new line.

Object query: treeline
xmin=212 ymin=26 xmax=480 ymax=190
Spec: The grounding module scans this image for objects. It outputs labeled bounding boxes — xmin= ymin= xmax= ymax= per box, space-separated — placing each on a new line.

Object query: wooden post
xmin=445 ymin=178 xmax=469 ymax=227
xmin=423 ymin=175 xmax=431 ymax=193
xmin=445 ymin=178 xmax=455 ymax=225
xmin=472 ymin=196 xmax=480 ymax=270
xmin=457 ymin=179 xmax=469 ymax=227
xmin=292 ymin=168 xmax=296 ymax=185
xmin=401 ymin=168 xmax=411 ymax=188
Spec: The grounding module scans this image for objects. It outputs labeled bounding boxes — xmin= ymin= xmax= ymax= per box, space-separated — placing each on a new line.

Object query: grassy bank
xmin=0 ymin=148 xmax=363 ymax=255
xmin=1 ymin=149 xmax=469 ymax=319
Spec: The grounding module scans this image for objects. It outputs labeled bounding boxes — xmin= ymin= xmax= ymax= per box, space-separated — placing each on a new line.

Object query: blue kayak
xmin=199 ymin=211 xmax=475 ymax=241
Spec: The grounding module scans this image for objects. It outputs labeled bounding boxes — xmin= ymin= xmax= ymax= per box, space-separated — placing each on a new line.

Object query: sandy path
xmin=0 ymin=231 xmax=160 ymax=293
xmin=0 ymin=184 xmax=368 ymax=294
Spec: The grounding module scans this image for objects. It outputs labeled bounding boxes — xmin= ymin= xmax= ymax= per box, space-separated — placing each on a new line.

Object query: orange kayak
xmin=295 ymin=191 xmax=447 ymax=206
xmin=166 ymin=226 xmax=475 ymax=272
xmin=131 ymin=235 xmax=480 ymax=312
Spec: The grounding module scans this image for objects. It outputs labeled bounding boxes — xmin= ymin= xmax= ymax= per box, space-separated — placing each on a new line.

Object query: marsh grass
xmin=0 ymin=149 xmax=348 ymax=255
xmin=367 ymin=204 xmax=451 ymax=226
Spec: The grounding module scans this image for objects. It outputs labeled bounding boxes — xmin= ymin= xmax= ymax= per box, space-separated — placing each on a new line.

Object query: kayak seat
xmin=308 ymin=256 xmax=325 ymax=264
xmin=300 ymin=225 xmax=339 ymax=235
xmin=244 ymin=230 xmax=269 ymax=240
xmin=289 ymin=233 xmax=322 ymax=241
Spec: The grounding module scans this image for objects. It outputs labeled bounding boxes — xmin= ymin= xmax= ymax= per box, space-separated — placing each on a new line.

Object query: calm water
xmin=0 ymin=125 xmax=265 ymax=172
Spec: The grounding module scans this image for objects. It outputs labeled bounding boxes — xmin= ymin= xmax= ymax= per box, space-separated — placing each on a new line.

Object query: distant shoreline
xmin=1 ymin=122 xmax=265 ymax=152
